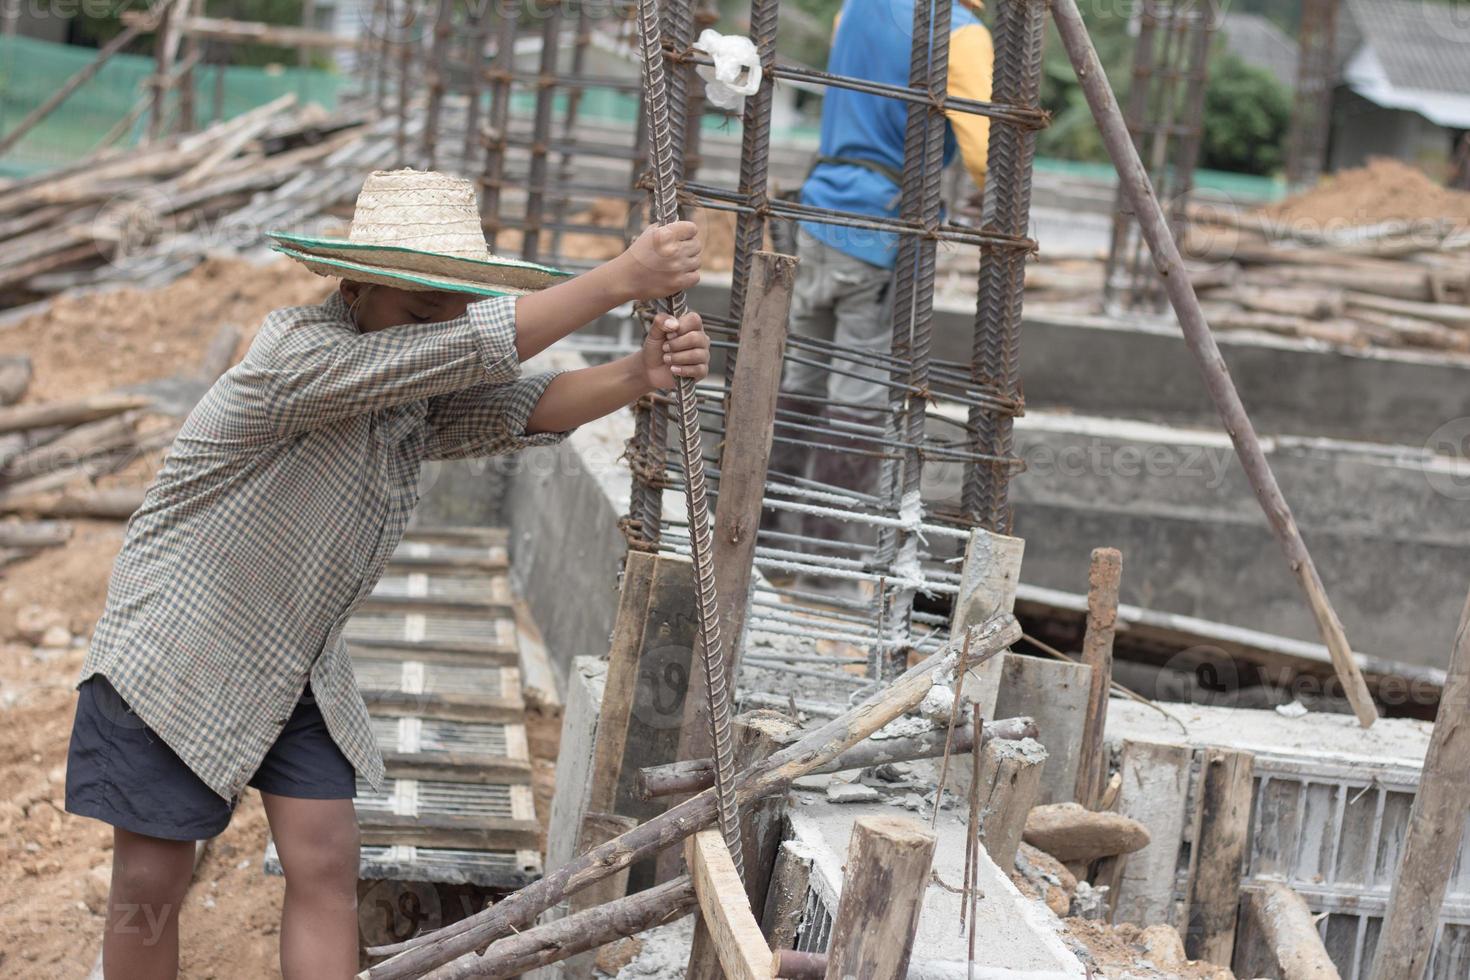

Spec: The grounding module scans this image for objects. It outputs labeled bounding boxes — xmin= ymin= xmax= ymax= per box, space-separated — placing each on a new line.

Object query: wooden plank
xmin=402 ymin=526 xmax=509 ymax=547
xmin=387 ymin=547 xmax=509 ymax=573
xmin=992 ymin=655 xmax=1092 ymax=805
xmin=379 ymin=753 xmax=532 ymax=785
xmin=1107 ymin=740 xmax=1193 ymax=927
xmin=1075 ymin=547 xmax=1122 ymax=809
xmin=357 ymin=593 xmax=513 ymax=617
xmin=685 ymin=830 xmax=774 ymax=980
xmin=1183 ymin=748 xmax=1254 ymax=966
xmin=561 ymin=811 xmax=640 ymax=980
xmin=761 ymin=841 xmax=812 ymax=951
xmin=585 ymin=550 xmax=658 ymax=818
xmin=948 ymin=527 xmax=1025 ymax=719
xmin=363 ymin=692 xmax=524 ymax=724
xmin=687 ymin=713 xmax=800 ymax=980
xmin=347 ymin=642 xmax=519 ymax=666
xmin=1369 ymin=587 xmax=1470 ymax=980
xmin=679 ymin=251 xmax=796 ymax=770
xmin=823 ymin=817 xmax=936 ymax=980
xmin=358 ymin=812 xmax=542 ymax=851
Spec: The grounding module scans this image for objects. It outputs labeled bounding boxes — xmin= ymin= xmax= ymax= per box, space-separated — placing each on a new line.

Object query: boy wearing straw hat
xmin=64 ymin=169 xmax=709 ymax=979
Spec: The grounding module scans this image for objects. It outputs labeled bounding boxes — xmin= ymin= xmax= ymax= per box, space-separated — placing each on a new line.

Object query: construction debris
xmin=1021 ymin=802 xmax=1150 ymax=864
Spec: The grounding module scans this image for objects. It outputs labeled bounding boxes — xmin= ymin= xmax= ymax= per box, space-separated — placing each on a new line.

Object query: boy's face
xmin=340 ymin=281 xmax=474 ymax=333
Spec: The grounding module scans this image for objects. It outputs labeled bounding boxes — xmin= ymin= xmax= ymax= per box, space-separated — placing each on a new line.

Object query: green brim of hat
xmin=266 ymin=230 xmax=571 ymax=293
xmin=269 ymin=243 xmax=554 ymax=298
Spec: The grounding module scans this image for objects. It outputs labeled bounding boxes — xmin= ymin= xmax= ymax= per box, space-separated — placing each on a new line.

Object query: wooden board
xmin=370 ymin=715 xmax=532 ymax=784
xmin=684 ymin=830 xmax=774 ymax=980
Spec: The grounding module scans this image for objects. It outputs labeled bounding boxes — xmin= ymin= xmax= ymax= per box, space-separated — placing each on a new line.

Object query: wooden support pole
xmin=638 ymin=716 xmax=1038 ymax=799
xmin=677 ymin=251 xmax=796 ymax=766
xmin=686 ymin=831 xmax=775 ymax=980
xmin=1369 ymin=588 xmax=1470 ymax=980
xmin=1244 ymin=883 xmax=1343 ymax=980
xmin=1075 ymin=547 xmax=1122 ymax=809
xmin=687 ymin=713 xmax=799 ymax=980
xmin=1051 ymin=0 xmax=1379 ymax=727
xmin=822 ymin=817 xmax=936 ymax=980
xmin=1183 ymin=748 xmax=1254 ymax=966
xmin=976 ymin=736 xmax=1047 ymax=874
xmin=361 ymin=614 xmax=1021 ymax=979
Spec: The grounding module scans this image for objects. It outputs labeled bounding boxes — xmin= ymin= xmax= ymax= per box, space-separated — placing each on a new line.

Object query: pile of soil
xmin=1261 ymin=158 xmax=1470 ymax=228
xmin=0 ymin=257 xmax=331 ymax=404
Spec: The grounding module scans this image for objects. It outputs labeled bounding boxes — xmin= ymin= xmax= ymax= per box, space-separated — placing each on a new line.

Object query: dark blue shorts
xmin=65 ymin=673 xmax=357 ymax=841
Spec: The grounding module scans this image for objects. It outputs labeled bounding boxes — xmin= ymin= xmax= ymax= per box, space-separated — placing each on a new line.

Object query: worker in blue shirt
xmin=765 ymin=0 xmax=993 ymax=591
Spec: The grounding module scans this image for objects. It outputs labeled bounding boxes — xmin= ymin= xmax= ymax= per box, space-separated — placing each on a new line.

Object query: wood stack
xmin=0 ymin=96 xmax=370 ymax=305
xmin=1179 ymin=208 xmax=1470 ymax=353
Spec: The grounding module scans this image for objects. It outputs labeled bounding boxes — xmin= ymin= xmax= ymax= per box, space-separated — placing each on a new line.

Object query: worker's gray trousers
xmin=782 ymin=227 xmax=895 ymax=414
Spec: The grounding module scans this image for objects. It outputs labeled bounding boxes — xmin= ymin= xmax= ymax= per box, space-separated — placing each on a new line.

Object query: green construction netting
xmin=0 ymin=33 xmax=345 ymax=177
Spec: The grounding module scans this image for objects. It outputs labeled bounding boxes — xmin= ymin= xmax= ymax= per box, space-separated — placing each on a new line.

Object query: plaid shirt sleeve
xmin=422 ymin=371 xmax=574 ymax=460
xmin=235 ymin=293 xmax=527 ymax=436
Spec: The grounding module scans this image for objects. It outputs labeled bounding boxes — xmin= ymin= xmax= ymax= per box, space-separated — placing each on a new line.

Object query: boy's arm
xmin=513 ymin=221 xmax=701 ymax=361
xmin=237 ymin=295 xmax=525 ymax=437
xmin=424 ymin=311 xmax=709 ymax=458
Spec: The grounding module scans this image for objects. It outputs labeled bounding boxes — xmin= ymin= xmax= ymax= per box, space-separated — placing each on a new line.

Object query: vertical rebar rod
xmin=461 ymin=1 xmax=488 ymax=171
xmin=548 ymin=3 xmax=592 ymax=260
xmin=394 ymin=2 xmax=411 ymax=166
xmin=480 ymin=9 xmax=517 ymax=239
xmin=635 ymin=0 xmax=742 ymax=881
xmin=1285 ymin=0 xmax=1337 ymax=187
xmin=962 ymin=0 xmax=1044 ymax=532
xmin=724 ymin=0 xmax=779 ymax=331
xmin=522 ymin=2 xmax=562 ymax=262
xmin=422 ymin=0 xmax=454 ymax=170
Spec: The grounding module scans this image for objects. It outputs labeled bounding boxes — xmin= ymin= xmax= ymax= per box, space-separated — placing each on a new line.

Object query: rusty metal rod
xmin=1051 ymin=0 xmax=1379 ymax=727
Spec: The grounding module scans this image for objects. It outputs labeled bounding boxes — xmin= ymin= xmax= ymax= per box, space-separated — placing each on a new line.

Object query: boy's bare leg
xmin=261 ymin=793 xmax=360 ymax=979
xmin=104 ymin=828 xmax=196 ymax=979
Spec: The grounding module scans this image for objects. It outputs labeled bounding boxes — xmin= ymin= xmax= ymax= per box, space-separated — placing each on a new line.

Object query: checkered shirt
xmin=79 ymin=289 xmax=570 ymax=802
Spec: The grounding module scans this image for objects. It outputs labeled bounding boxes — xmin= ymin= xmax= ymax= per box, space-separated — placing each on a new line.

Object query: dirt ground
xmin=0 ymin=258 xmax=559 ymax=977
xmin=1262 ymin=157 xmax=1470 ymax=228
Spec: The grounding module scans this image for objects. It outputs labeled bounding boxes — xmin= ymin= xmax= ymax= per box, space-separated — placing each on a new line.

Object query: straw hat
xmin=267 ymin=168 xmax=570 ymax=297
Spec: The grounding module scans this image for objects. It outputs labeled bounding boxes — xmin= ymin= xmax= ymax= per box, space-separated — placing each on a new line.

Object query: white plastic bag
xmin=691 ymin=29 xmax=762 ymax=112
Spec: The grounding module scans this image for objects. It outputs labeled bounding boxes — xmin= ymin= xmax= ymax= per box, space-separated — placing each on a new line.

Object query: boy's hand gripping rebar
xmin=635 ymin=0 xmax=744 ymax=879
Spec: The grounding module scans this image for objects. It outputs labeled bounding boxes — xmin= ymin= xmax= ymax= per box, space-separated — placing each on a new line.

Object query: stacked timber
xmin=1179 ymin=207 xmax=1470 ymax=354
xmin=0 ymin=97 xmax=370 ymax=305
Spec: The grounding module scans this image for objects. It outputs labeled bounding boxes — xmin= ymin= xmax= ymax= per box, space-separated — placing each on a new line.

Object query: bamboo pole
xmin=1050 ymin=0 xmax=1378 ymax=727
xmin=360 ymin=614 xmax=1022 ymax=979
xmin=1368 ymin=588 xmax=1470 ymax=980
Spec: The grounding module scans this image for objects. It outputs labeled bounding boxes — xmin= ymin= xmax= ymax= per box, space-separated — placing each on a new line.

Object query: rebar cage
xmin=352 ymin=0 xmax=1050 ymax=682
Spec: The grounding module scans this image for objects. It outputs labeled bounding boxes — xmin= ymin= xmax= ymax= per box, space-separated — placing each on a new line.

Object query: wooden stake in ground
xmin=1075 ymin=547 xmax=1121 ymax=808
xmin=822 ymin=817 xmax=936 ymax=980
xmin=1369 ymin=588 xmax=1470 ymax=980
xmin=1183 ymin=748 xmax=1254 ymax=966
xmin=1050 ymin=0 xmax=1379 ymax=727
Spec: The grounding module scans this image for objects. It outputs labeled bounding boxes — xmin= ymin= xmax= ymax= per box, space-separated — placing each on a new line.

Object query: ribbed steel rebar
xmin=963 ymin=0 xmax=1044 ymax=532
xmin=725 ymin=0 xmax=779 ymax=330
xmin=635 ymin=0 xmax=743 ymax=881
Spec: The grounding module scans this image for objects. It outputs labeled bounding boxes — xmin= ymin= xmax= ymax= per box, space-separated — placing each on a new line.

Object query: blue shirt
xmin=799 ymin=0 xmax=987 ymax=268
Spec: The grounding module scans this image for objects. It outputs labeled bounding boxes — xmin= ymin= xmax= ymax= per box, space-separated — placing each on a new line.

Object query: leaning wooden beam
xmin=0 ymin=0 xmax=179 ymax=157
xmin=428 ymin=876 xmax=698 ymax=980
xmin=686 ymin=830 xmax=774 ymax=980
xmin=823 ymin=817 xmax=936 ymax=980
xmin=1369 ymin=588 xmax=1470 ymax=980
xmin=672 ymin=252 xmax=796 ymax=888
xmin=0 ymin=395 xmax=150 ymax=436
xmin=1183 ymin=748 xmax=1254 ymax=966
xmin=359 ymin=614 xmax=1022 ymax=979
xmin=0 ymin=521 xmax=72 ymax=549
xmin=1245 ymin=883 xmax=1343 ymax=980
xmin=1074 ymin=547 xmax=1122 ymax=808
xmin=1050 ymin=0 xmax=1379 ymax=728
xmin=637 ymin=716 xmax=1039 ymax=799
xmin=119 ymin=11 xmax=371 ymax=49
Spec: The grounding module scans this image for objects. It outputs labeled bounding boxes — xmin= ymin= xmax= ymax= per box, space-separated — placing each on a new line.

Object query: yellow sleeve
xmin=946 ymin=23 xmax=994 ymax=188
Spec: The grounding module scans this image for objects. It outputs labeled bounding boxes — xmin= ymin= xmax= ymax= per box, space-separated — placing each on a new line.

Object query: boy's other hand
xmin=642 ymin=312 xmax=710 ymax=389
xmin=619 ymin=221 xmax=702 ymax=301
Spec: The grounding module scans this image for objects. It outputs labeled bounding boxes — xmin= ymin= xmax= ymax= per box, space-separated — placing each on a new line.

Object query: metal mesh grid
xmin=353 ymin=657 xmax=509 ymax=697
xmin=369 ymin=716 xmax=514 ymax=757
xmin=355 ymin=778 xmax=517 ymax=818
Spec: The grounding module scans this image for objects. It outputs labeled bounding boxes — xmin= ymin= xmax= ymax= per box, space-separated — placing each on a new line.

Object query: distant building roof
xmin=1338 ymin=0 xmax=1470 ymax=128
xmin=1218 ymin=12 xmax=1298 ymax=88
